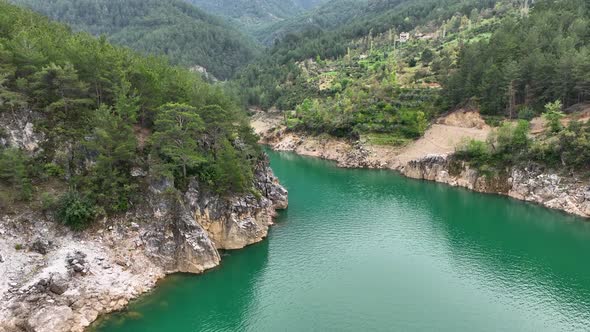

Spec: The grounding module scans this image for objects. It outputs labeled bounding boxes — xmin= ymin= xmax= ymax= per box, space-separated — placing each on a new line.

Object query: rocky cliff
xmin=0 ymin=157 xmax=287 ymax=332
xmin=403 ymin=155 xmax=590 ymax=218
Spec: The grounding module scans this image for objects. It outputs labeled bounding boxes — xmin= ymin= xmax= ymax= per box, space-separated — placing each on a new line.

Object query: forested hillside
xmin=0 ymin=1 xmax=261 ymax=229
xmin=238 ymin=0 xmax=589 ymax=173
xmin=251 ymin=0 xmax=365 ymax=45
xmin=233 ymin=0 xmax=503 ymax=142
xmin=448 ymin=0 xmax=590 ymax=173
xmin=444 ymin=0 xmax=590 ymax=116
xmin=186 ymin=0 xmax=325 ymax=29
xmin=9 ymin=0 xmax=259 ymax=79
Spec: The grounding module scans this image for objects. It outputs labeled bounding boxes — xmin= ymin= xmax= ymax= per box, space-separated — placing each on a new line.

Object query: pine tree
xmin=152 ymin=103 xmax=205 ymax=178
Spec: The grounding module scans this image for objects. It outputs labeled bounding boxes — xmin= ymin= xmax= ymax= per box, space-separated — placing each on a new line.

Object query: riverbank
xmin=90 ymin=146 xmax=590 ymax=332
xmin=252 ymin=111 xmax=590 ymax=219
xmin=0 ymin=159 xmax=288 ymax=332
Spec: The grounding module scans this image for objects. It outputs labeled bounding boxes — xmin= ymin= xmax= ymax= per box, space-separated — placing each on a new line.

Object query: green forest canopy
xmin=9 ymin=0 xmax=260 ymax=79
xmin=0 ymin=1 xmax=261 ymax=227
xmin=186 ymin=0 xmax=325 ymax=29
xmin=444 ymin=0 xmax=590 ymax=116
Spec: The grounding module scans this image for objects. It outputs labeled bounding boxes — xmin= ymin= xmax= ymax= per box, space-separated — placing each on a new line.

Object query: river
xmin=92 ymin=150 xmax=590 ymax=331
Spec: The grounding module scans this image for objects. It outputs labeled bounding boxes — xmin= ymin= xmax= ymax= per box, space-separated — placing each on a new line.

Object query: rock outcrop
xmin=188 ymin=156 xmax=288 ymax=250
xmin=0 ymin=157 xmax=288 ymax=332
xmin=0 ymin=109 xmax=44 ymax=153
xmin=394 ymin=154 xmax=589 ymax=219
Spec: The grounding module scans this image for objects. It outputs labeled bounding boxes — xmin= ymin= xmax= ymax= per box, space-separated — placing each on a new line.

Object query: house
xmin=399 ymin=32 xmax=410 ymax=43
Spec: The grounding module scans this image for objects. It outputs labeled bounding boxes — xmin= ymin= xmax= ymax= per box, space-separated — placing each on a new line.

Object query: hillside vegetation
xmin=236 ymin=0 xmax=590 ymax=173
xmin=186 ymin=0 xmax=325 ymax=29
xmin=249 ymin=0 xmax=364 ymax=44
xmin=9 ymin=0 xmax=259 ymax=79
xmin=233 ymin=0 xmax=503 ymax=142
xmin=0 ymin=1 xmax=261 ymax=229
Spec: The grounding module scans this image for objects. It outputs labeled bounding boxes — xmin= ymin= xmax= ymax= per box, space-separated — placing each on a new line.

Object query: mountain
xmin=185 ymin=0 xmax=325 ymax=28
xmin=233 ymin=0 xmax=504 ymax=111
xmin=250 ymin=0 xmax=366 ymax=45
xmin=9 ymin=0 xmax=260 ymax=79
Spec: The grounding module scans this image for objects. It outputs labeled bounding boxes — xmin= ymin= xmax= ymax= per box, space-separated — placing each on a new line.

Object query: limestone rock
xmin=30 ymin=238 xmax=52 ymax=255
xmin=402 ymin=156 xmax=590 ymax=218
xmin=26 ymin=306 xmax=73 ymax=332
xmin=49 ymin=276 xmax=69 ymax=295
xmin=0 ymin=154 xmax=288 ymax=332
xmin=0 ymin=109 xmax=44 ymax=153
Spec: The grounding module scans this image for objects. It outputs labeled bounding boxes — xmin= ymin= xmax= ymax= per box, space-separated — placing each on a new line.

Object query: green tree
xmin=82 ymin=105 xmax=137 ymax=211
xmin=543 ymin=100 xmax=565 ymax=133
xmin=113 ymin=79 xmax=140 ymax=123
xmin=31 ymin=62 xmax=93 ymax=140
xmin=212 ymin=139 xmax=252 ymax=194
xmin=420 ymin=49 xmax=434 ymax=66
xmin=0 ymin=72 xmax=27 ymax=112
xmin=0 ymin=148 xmax=32 ymax=200
xmin=152 ymin=103 xmax=205 ymax=178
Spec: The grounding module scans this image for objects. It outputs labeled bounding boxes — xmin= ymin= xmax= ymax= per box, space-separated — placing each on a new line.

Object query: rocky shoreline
xmin=0 ymin=157 xmax=288 ymax=332
xmin=404 ymin=155 xmax=590 ymax=218
xmin=253 ymin=111 xmax=590 ymax=219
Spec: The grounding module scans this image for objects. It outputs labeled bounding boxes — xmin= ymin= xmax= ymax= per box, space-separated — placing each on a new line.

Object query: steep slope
xmin=9 ymin=0 xmax=259 ymax=79
xmin=244 ymin=0 xmax=590 ymax=216
xmin=185 ymin=0 xmax=325 ymax=28
xmin=251 ymin=0 xmax=366 ymax=45
xmin=0 ymin=0 xmax=277 ymax=233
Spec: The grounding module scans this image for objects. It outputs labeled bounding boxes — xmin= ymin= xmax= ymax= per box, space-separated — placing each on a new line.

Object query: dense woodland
xmin=444 ymin=0 xmax=590 ymax=116
xmin=9 ymin=0 xmax=260 ymax=79
xmin=186 ymin=0 xmax=324 ymax=30
xmin=0 ymin=1 xmax=261 ymax=229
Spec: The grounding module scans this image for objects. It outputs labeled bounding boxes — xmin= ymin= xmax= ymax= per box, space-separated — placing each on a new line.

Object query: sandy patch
xmin=250 ymin=110 xmax=283 ymax=137
xmin=252 ymin=110 xmax=492 ymax=169
xmin=394 ymin=124 xmax=490 ymax=165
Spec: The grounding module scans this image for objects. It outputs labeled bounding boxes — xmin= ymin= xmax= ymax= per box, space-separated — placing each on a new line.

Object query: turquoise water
xmin=93 ymin=150 xmax=590 ymax=331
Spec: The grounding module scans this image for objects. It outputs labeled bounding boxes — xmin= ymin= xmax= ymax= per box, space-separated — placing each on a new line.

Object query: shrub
xmin=55 ymin=192 xmax=95 ymax=230
xmin=456 ymin=139 xmax=491 ymax=168
xmin=43 ymin=163 xmax=64 ymax=178
xmin=494 ymin=120 xmax=530 ymax=154
xmin=482 ymin=115 xmax=504 ymax=127
xmin=543 ymin=100 xmax=565 ymax=133
xmin=517 ymin=107 xmax=535 ymax=121
xmin=40 ymin=192 xmax=56 ymax=211
xmin=285 ymin=117 xmax=302 ymax=130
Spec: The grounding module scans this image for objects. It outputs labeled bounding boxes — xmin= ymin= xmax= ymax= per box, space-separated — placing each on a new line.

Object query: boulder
xmin=31 ymin=238 xmax=52 ymax=255
xmin=49 ymin=276 xmax=69 ymax=295
xmin=66 ymin=251 xmax=89 ymax=275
